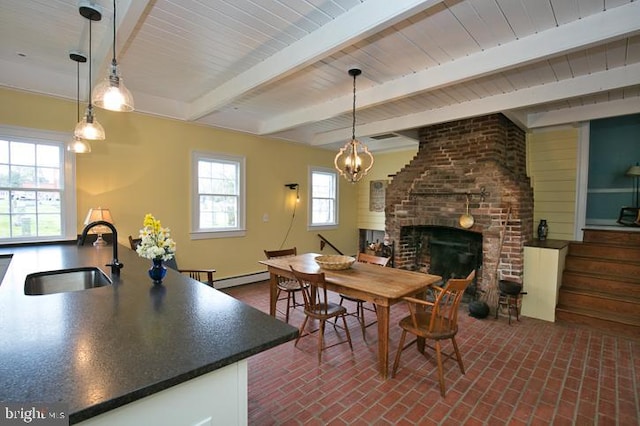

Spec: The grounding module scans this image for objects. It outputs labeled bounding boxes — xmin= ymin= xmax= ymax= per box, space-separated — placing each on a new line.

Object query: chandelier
xmin=334 ymin=68 xmax=374 ymax=183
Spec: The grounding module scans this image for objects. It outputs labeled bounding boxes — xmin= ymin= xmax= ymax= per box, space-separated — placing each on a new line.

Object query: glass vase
xmin=148 ymin=258 xmax=167 ymax=284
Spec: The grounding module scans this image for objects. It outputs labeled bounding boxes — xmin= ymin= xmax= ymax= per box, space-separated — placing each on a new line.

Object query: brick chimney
xmin=386 ymin=114 xmax=533 ymax=292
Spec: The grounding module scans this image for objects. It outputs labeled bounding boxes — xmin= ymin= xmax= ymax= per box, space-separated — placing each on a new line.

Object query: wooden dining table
xmin=259 ymin=253 xmax=442 ymax=379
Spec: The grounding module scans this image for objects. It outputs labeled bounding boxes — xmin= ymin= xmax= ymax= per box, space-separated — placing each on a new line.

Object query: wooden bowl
xmin=314 ymin=255 xmax=356 ymax=270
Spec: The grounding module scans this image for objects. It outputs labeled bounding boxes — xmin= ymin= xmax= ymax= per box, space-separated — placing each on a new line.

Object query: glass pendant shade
xmin=92 ymin=60 xmax=134 ymax=112
xmin=334 ymin=138 xmax=374 ymax=183
xmin=74 ymin=105 xmax=106 ymax=140
xmin=67 ymin=136 xmax=92 ymax=153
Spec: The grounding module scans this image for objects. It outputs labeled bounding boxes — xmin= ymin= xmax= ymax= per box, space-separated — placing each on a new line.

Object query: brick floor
xmin=223 ymin=281 xmax=640 ymax=425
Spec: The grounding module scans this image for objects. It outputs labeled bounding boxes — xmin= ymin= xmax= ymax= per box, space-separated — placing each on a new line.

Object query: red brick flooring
xmin=223 ymin=281 xmax=640 ymax=425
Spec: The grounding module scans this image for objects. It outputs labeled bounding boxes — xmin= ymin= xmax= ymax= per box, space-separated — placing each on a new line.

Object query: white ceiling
xmin=2 ymin=0 xmax=639 ymax=152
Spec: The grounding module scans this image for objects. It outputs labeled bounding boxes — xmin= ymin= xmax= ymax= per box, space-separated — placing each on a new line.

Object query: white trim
xmin=191 ymin=151 xmax=246 ymax=238
xmin=0 ymin=125 xmax=77 ymax=243
xmin=575 ymin=122 xmax=589 ymax=242
xmin=308 ymin=166 xmax=339 ymax=228
xmin=213 ymin=271 xmax=269 ymax=289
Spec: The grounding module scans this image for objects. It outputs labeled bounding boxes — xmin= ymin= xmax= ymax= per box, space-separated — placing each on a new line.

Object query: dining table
xmin=259 ymin=253 xmax=442 ymax=379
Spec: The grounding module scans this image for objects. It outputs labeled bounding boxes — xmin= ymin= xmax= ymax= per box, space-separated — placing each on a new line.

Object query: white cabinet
xmin=78 ymin=360 xmax=247 ymax=426
xmin=521 ymin=245 xmax=568 ymax=322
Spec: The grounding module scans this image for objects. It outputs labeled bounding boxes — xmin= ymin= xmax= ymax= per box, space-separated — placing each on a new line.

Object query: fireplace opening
xmin=401 ymin=226 xmax=482 ymax=298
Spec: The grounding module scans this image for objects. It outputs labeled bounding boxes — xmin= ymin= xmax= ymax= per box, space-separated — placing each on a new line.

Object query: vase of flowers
xmin=136 ymin=214 xmax=176 ymax=284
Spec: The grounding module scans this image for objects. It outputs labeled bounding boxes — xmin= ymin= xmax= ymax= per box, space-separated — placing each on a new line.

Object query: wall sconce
xmin=285 ymin=183 xmax=300 ymax=203
xmin=83 ymin=207 xmax=114 ymax=246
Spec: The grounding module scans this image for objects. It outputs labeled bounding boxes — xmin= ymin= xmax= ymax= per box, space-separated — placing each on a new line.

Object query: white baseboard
xmin=213 ymin=271 xmax=269 ymax=289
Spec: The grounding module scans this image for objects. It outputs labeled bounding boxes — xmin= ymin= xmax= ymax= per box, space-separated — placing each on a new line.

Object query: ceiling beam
xmin=310 ymin=63 xmax=640 ymax=146
xmin=186 ymin=0 xmax=443 ymax=121
xmin=527 ymin=97 xmax=640 ymax=129
xmin=261 ymin=1 xmax=640 ymax=135
xmin=93 ymin=0 xmax=152 ymax=85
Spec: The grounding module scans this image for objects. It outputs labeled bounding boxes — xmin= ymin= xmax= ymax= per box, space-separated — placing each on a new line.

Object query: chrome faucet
xmin=79 ymin=220 xmax=124 ymax=273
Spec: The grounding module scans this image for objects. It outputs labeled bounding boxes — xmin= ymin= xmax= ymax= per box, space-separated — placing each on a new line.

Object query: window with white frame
xmin=0 ymin=126 xmax=76 ymax=243
xmin=309 ymin=167 xmax=338 ymax=228
xmin=191 ymin=151 xmax=246 ymax=239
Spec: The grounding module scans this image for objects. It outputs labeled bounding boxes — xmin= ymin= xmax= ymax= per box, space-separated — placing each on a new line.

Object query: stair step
xmin=564 ymin=255 xmax=640 ymax=279
xmin=583 ymin=229 xmax=640 ymax=247
xmin=568 ymin=242 xmax=640 ymax=261
xmin=562 ymin=271 xmax=640 ymax=298
xmin=557 ymin=288 xmax=640 ymax=317
xmin=555 ymin=307 xmax=640 ymax=340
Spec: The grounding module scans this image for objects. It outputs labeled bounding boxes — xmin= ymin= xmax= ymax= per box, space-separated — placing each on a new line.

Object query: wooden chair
xmin=392 ymin=270 xmax=475 ymax=397
xmin=263 ymin=248 xmax=303 ymax=323
xmin=128 ymin=235 xmax=216 ymax=287
xmin=337 ymin=252 xmax=390 ymax=340
xmin=290 ymin=266 xmax=353 ymax=363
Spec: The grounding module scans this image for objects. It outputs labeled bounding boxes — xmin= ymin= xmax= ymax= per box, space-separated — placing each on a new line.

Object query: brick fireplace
xmin=385 ymin=114 xmax=533 ymax=293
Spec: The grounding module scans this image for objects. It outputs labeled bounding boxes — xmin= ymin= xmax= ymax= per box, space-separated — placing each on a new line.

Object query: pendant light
xmin=92 ymin=0 xmax=134 ymax=112
xmin=334 ymin=68 xmax=374 ymax=183
xmin=67 ymin=51 xmax=91 ymax=154
xmin=74 ymin=5 xmax=106 ymax=141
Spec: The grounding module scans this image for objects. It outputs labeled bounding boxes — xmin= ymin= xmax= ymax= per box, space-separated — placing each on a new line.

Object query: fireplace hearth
xmin=386 ymin=114 xmax=533 ymax=293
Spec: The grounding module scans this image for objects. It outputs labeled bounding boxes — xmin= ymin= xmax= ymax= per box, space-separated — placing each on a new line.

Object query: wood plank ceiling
xmin=1 ymin=0 xmax=639 ymax=151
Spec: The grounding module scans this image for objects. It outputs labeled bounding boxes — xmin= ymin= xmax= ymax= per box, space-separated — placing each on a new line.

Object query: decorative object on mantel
xmin=136 ymin=214 xmax=176 ymax=284
xmin=334 ymin=68 xmax=374 ymax=183
xmin=74 ymin=4 xmax=106 ymax=141
xmin=92 ymin=0 xmax=134 ymax=112
xmin=459 ymin=194 xmax=475 ymax=229
xmin=537 ymin=219 xmax=548 ymax=240
xmin=369 ymin=180 xmax=386 ymax=212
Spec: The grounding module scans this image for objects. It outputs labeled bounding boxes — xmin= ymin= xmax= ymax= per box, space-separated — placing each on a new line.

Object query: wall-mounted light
xmin=285 ymin=183 xmax=300 ymax=203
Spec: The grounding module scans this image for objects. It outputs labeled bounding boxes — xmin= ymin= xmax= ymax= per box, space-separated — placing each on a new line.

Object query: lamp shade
xmin=75 ymin=106 xmax=106 ymax=141
xmin=84 ymin=207 xmax=114 ymax=227
xmin=66 ymin=136 xmax=91 ymax=153
xmin=92 ymin=62 xmax=134 ymax=112
xmin=626 ymin=165 xmax=640 ymax=176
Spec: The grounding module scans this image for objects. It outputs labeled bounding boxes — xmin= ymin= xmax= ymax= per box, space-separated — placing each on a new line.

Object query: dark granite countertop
xmin=0 ymin=242 xmax=298 ymax=424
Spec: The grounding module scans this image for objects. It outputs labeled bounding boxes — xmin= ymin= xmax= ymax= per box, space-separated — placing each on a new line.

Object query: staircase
xmin=556 ymin=229 xmax=640 ymax=339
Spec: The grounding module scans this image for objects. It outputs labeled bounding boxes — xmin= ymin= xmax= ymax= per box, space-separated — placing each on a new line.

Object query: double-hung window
xmin=191 ymin=151 xmax=245 ymax=239
xmin=309 ymin=167 xmax=338 ymax=228
xmin=0 ymin=126 xmax=76 ymax=243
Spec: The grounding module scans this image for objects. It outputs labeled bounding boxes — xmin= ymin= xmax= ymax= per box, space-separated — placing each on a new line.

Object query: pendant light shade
xmin=67 ymin=51 xmax=92 ymax=154
xmin=76 ymin=5 xmax=106 ymax=141
xmin=334 ymin=68 xmax=374 ymax=183
xmin=74 ymin=103 xmax=105 ymax=141
xmin=92 ymin=0 xmax=134 ymax=112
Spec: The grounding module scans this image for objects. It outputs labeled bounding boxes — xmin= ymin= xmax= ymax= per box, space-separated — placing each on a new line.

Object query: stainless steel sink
xmin=24 ymin=267 xmax=112 ymax=295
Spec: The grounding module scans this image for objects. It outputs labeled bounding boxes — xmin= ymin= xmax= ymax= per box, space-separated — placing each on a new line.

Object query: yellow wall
xmin=527 ymin=127 xmax=579 ymax=240
xmin=356 ymin=149 xmax=418 ymax=231
xmin=0 ymin=87 xmax=360 ymax=280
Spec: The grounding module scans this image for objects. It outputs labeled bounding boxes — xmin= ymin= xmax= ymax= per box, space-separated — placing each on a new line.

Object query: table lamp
xmin=84 ymin=207 xmax=114 ymax=246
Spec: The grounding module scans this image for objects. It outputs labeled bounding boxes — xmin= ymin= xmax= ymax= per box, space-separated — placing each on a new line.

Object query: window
xmin=309 ymin=167 xmax=338 ymax=228
xmin=191 ymin=151 xmax=245 ymax=239
xmin=0 ymin=126 xmax=76 ymax=243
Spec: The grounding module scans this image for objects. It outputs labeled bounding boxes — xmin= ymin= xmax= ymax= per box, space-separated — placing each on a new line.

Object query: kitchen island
xmin=0 ymin=241 xmax=298 ymax=425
